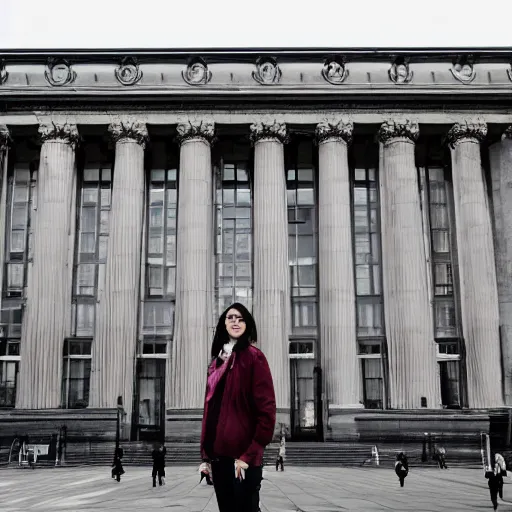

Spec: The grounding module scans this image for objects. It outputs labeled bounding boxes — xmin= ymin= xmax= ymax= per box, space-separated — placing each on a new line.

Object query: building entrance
xmin=132 ymin=358 xmax=165 ymax=441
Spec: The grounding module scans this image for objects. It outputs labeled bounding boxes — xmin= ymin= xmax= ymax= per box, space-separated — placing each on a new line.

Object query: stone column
xmin=168 ymin=121 xmax=215 ymax=411
xmin=447 ymin=121 xmax=502 ymax=408
xmin=378 ymin=120 xmax=440 ymax=409
xmin=89 ymin=121 xmax=148 ymax=413
xmin=315 ymin=119 xmax=361 ymax=409
xmin=17 ymin=122 xmax=79 ymax=409
xmin=0 ymin=126 xmax=11 ymax=312
xmin=489 ymin=127 xmax=512 ymax=405
xmin=250 ymin=121 xmax=290 ymax=417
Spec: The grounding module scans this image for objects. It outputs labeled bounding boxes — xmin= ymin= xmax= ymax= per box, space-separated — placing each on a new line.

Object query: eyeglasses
xmin=226 ymin=314 xmax=245 ymax=324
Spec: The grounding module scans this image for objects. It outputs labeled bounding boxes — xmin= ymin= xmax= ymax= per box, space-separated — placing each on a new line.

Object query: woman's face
xmin=225 ymin=308 xmax=246 ymax=339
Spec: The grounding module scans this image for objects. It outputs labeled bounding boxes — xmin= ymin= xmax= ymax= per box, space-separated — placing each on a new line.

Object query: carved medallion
xmin=378 ymin=120 xmax=419 ymax=144
xmin=176 ymin=120 xmax=215 ymax=145
xmin=182 ymin=58 xmax=212 ymax=86
xmin=44 ymin=58 xmax=76 ymax=87
xmin=389 ymin=58 xmax=413 ymax=84
xmin=252 ymin=57 xmax=281 ymax=85
xmin=321 ymin=57 xmax=348 ymax=85
xmin=450 ymin=56 xmax=476 ymax=84
xmin=315 ymin=119 xmax=353 ymax=145
xmin=115 ymin=57 xmax=143 ymax=86
xmin=445 ymin=120 xmax=487 ymax=147
xmin=0 ymin=60 xmax=8 ymax=85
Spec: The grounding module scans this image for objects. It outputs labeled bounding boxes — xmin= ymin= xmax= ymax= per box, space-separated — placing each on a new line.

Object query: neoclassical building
xmin=0 ymin=47 xmax=510 ymax=444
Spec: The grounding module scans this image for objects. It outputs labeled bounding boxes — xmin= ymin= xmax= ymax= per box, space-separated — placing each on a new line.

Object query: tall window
xmin=418 ymin=138 xmax=463 ymax=408
xmin=352 ymin=138 xmax=388 ymax=409
xmin=215 ymin=161 xmax=252 ymax=315
xmin=0 ymin=142 xmax=38 ymax=407
xmin=286 ymin=139 xmax=317 ymax=333
xmin=134 ymin=141 xmax=178 ymax=440
xmin=63 ymin=142 xmax=113 ymax=408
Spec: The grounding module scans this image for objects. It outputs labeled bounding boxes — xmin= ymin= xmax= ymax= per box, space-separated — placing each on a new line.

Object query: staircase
xmin=40 ymin=442 xmax=484 ymax=469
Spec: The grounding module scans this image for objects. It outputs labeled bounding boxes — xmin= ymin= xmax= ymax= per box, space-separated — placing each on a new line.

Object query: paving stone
xmin=0 ymin=465 xmax=512 ymax=511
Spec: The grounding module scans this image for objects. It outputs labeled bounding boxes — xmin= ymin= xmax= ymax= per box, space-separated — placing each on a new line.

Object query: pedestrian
xmin=495 ymin=453 xmax=507 ymax=500
xmin=486 ymin=461 xmax=500 ymax=510
xmin=395 ymin=452 xmax=409 ymax=488
xmin=200 ymin=302 xmax=276 ymax=512
xmin=151 ymin=442 xmax=166 ymax=487
xmin=434 ymin=445 xmax=448 ymax=469
xmin=111 ymin=446 xmax=124 ymax=482
xmin=275 ymin=439 xmax=285 ymax=471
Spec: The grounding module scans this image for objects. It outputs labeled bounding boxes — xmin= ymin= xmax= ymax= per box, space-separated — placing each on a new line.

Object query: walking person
xmin=275 ymin=438 xmax=285 ymax=471
xmin=495 ymin=453 xmax=507 ymax=501
xmin=111 ymin=446 xmax=124 ymax=482
xmin=486 ymin=461 xmax=501 ymax=510
xmin=200 ymin=302 xmax=276 ymax=512
xmin=434 ymin=445 xmax=448 ymax=469
xmin=394 ymin=452 xmax=409 ymax=488
xmin=151 ymin=442 xmax=166 ymax=487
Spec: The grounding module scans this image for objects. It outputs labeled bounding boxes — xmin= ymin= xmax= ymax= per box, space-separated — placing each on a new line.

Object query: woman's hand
xmin=234 ymin=459 xmax=249 ymax=480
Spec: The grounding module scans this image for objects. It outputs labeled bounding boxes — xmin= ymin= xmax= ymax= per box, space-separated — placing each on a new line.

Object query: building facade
xmin=0 ymin=48 xmax=510 ymax=443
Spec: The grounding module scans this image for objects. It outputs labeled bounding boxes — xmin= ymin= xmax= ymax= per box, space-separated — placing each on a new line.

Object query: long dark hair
xmin=210 ymin=302 xmax=257 ymax=359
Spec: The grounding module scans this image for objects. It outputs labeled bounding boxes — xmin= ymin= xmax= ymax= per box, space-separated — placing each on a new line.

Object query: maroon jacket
xmin=200 ymin=344 xmax=276 ymax=467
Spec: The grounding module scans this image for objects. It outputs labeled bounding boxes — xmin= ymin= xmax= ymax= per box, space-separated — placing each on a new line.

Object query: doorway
xmin=289 ymin=340 xmax=321 ymax=440
xmin=132 ymin=358 xmax=166 ymax=441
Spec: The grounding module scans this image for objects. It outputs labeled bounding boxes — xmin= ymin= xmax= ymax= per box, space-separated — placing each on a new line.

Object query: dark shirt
xmin=152 ymin=447 xmax=166 ymax=468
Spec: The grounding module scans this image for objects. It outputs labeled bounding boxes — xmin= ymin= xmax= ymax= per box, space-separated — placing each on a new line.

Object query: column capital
xmin=108 ymin=120 xmax=149 ymax=148
xmin=250 ymin=120 xmax=288 ymax=145
xmin=377 ymin=119 xmax=419 ymax=144
xmin=315 ymin=119 xmax=353 ymax=145
xmin=176 ymin=120 xmax=215 ymax=145
xmin=39 ymin=122 xmax=80 ymax=148
xmin=0 ymin=125 xmax=11 ymax=151
xmin=501 ymin=126 xmax=512 ymax=141
xmin=446 ymin=120 xmax=487 ymax=147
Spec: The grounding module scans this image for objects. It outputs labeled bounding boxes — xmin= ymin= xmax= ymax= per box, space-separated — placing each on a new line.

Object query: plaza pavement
xmin=0 ymin=465 xmax=511 ymax=511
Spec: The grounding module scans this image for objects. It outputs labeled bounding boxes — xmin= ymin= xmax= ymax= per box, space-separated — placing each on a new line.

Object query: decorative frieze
xmin=315 ymin=119 xmax=353 ymax=145
xmin=0 ymin=125 xmax=11 ymax=150
xmin=39 ymin=122 xmax=80 ymax=148
xmin=182 ymin=57 xmax=212 ymax=86
xmin=176 ymin=120 xmax=215 ymax=145
xmin=321 ymin=56 xmax=349 ymax=84
xmin=108 ymin=120 xmax=149 ymax=147
xmin=377 ymin=119 xmax=419 ymax=144
xmin=446 ymin=120 xmax=487 ymax=147
xmin=250 ymin=120 xmax=288 ymax=144
xmin=44 ymin=58 xmax=76 ymax=86
xmin=252 ymin=57 xmax=281 ymax=85
xmin=115 ymin=57 xmax=143 ymax=86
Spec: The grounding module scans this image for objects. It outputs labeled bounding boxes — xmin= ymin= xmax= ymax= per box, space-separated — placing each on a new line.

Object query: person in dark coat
xmin=200 ymin=303 xmax=276 ymax=512
xmin=111 ymin=446 xmax=124 ymax=482
xmin=151 ymin=443 xmax=167 ymax=487
xmin=486 ymin=463 xmax=500 ymax=510
xmin=395 ymin=452 xmax=409 ymax=487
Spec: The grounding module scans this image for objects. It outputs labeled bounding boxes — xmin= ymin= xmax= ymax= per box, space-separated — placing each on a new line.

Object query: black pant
xmin=489 ymin=487 xmax=499 ymax=509
xmin=211 ymin=457 xmax=262 ymax=512
xmin=152 ymin=466 xmax=165 ymax=486
xmin=276 ymin=456 xmax=284 ymax=471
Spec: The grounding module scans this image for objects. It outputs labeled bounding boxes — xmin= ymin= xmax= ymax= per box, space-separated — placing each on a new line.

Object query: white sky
xmin=1 ymin=0 xmax=511 ymax=49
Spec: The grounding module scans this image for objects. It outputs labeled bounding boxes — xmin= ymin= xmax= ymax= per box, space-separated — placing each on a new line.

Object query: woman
xmin=200 ymin=302 xmax=276 ymax=512
xmin=111 ymin=446 xmax=124 ymax=482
